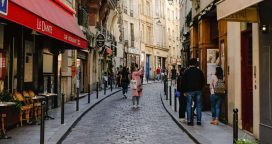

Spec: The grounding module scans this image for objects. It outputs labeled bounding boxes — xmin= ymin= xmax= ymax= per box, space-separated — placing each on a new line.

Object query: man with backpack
xmin=182 ymin=58 xmax=205 ymax=126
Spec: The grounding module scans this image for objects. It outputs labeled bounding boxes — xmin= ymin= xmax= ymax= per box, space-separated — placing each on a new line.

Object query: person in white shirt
xmin=209 ymin=66 xmax=224 ymax=125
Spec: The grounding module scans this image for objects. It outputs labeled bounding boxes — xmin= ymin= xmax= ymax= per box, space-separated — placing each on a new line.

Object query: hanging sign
xmin=96 ymin=34 xmax=105 ymax=47
xmin=0 ymin=0 xmax=8 ymax=16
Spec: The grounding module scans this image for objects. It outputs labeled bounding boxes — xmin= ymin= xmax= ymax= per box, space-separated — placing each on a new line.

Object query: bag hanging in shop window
xmin=0 ymin=51 xmax=5 ymax=80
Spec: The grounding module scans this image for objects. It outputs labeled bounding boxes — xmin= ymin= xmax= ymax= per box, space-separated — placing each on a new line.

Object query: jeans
xmin=122 ymin=82 xmax=128 ymax=95
xmin=186 ymin=91 xmax=202 ymax=122
xmin=210 ymin=94 xmax=223 ymax=119
xmin=132 ymin=96 xmax=140 ymax=105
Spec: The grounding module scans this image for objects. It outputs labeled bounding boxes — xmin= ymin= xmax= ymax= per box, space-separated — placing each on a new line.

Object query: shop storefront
xmin=127 ymin=47 xmax=140 ymax=68
xmin=0 ymin=0 xmax=87 ymax=127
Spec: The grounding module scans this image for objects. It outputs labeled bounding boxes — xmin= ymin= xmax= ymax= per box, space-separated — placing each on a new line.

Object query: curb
xmin=48 ymin=89 xmax=122 ymax=144
xmin=160 ymin=93 xmax=201 ymax=144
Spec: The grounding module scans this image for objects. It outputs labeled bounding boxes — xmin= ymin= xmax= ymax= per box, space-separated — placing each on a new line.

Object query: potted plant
xmin=236 ymin=139 xmax=258 ymax=144
xmin=0 ymin=90 xmax=22 ymax=109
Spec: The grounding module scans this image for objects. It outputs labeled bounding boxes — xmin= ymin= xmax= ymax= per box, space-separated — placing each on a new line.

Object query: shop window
xmin=43 ymin=52 xmax=53 ymax=73
xmin=24 ymin=41 xmax=33 ymax=82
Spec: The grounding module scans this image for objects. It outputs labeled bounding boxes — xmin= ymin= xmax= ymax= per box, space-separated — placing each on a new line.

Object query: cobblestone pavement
xmin=63 ymin=83 xmax=195 ymax=144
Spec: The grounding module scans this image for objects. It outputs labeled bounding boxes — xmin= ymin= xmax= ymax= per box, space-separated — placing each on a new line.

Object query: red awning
xmin=0 ymin=0 xmax=87 ymax=49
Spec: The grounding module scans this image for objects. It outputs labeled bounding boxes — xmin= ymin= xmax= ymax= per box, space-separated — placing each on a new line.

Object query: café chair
xmin=14 ymin=92 xmax=32 ymax=127
xmin=28 ymin=90 xmax=42 ymax=120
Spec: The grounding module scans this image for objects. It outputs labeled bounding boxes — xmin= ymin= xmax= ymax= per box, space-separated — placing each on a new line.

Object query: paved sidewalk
xmin=161 ymin=82 xmax=257 ymax=144
xmin=1 ymin=87 xmax=122 ymax=144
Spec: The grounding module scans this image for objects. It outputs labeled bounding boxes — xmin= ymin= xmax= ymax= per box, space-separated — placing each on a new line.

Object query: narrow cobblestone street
xmin=62 ymin=83 xmax=194 ymax=144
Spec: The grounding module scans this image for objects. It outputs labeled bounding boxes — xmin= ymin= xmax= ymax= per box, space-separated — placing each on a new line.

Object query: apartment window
xmin=130 ymin=0 xmax=133 ymax=17
xmin=124 ymin=0 xmax=128 ymax=14
xmin=172 ymin=10 xmax=174 ymax=21
xmin=130 ymin=23 xmax=134 ymax=47
xmin=146 ymin=1 xmax=151 ymax=17
xmin=147 ymin=26 xmax=151 ymax=44
xmin=141 ymin=24 xmax=145 ymax=42
xmin=167 ymin=8 xmax=170 ymax=20
xmin=124 ymin=21 xmax=128 ymax=41
xmin=155 ymin=0 xmax=159 ymax=16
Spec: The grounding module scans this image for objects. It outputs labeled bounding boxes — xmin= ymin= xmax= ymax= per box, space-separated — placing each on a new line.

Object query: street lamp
xmin=168 ymin=0 xmax=173 ymax=5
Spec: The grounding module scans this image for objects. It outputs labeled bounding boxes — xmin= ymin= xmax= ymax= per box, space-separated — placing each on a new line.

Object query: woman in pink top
xmin=131 ymin=64 xmax=144 ymax=108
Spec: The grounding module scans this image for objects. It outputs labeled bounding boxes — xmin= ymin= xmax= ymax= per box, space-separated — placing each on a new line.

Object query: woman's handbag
xmin=130 ymin=80 xmax=137 ymax=90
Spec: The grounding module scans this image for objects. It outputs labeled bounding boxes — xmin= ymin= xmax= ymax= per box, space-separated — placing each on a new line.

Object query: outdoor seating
xmin=27 ymin=90 xmax=42 ymax=120
xmin=14 ymin=92 xmax=32 ymax=127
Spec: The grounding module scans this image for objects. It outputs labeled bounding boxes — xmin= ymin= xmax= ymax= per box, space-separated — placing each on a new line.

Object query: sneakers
xmin=179 ymin=118 xmax=186 ymax=123
xmin=187 ymin=122 xmax=194 ymax=126
xmin=123 ymin=94 xmax=127 ymax=99
xmin=133 ymin=105 xmax=137 ymax=109
xmin=210 ymin=119 xmax=219 ymax=125
xmin=197 ymin=122 xmax=201 ymax=126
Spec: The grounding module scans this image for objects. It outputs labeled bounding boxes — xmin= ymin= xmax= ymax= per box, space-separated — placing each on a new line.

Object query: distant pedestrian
xmin=156 ymin=67 xmax=161 ymax=81
xmin=182 ymin=58 xmax=205 ymax=126
xmin=209 ymin=66 xmax=225 ymax=125
xmin=103 ymin=72 xmax=108 ymax=88
xmin=120 ymin=67 xmax=129 ymax=98
xmin=131 ymin=64 xmax=144 ymax=108
xmin=116 ymin=67 xmax=120 ymax=88
xmin=171 ymin=66 xmax=177 ymax=85
xmin=177 ymin=67 xmax=186 ymax=123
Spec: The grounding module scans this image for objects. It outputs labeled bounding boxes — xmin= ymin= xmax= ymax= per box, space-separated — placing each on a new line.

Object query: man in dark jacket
xmin=182 ymin=58 xmax=205 ymax=126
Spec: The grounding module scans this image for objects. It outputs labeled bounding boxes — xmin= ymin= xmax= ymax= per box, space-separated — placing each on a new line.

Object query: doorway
xmin=146 ymin=55 xmax=150 ymax=81
xmin=241 ymin=24 xmax=253 ymax=132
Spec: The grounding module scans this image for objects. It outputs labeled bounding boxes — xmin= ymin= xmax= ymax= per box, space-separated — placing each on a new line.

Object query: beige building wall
xmin=227 ymin=22 xmax=260 ymax=138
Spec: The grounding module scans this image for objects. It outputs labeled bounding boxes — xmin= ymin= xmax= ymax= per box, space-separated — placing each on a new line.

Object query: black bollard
xmin=76 ymin=88 xmax=79 ymax=111
xmin=104 ymin=81 xmax=106 ymax=95
xmin=233 ymin=109 xmax=239 ymax=144
xmin=166 ymin=84 xmax=168 ymax=100
xmin=169 ymin=86 xmax=172 ymax=106
xmin=110 ymin=81 xmax=113 ymax=92
xmin=61 ymin=94 xmax=64 ymax=124
xmin=96 ymin=82 xmax=99 ymax=99
xmin=40 ymin=101 xmax=46 ymax=144
xmin=174 ymin=89 xmax=177 ymax=112
xmin=88 ymin=84 xmax=90 ymax=103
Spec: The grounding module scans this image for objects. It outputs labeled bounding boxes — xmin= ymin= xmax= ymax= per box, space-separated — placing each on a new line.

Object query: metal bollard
xmin=88 ymin=84 xmax=90 ymax=103
xmin=40 ymin=101 xmax=46 ymax=144
xmin=76 ymin=88 xmax=79 ymax=111
xmin=166 ymin=84 xmax=168 ymax=100
xmin=104 ymin=81 xmax=106 ymax=95
xmin=110 ymin=80 xmax=113 ymax=92
xmin=174 ymin=89 xmax=177 ymax=112
xmin=169 ymin=86 xmax=172 ymax=106
xmin=233 ymin=109 xmax=239 ymax=144
xmin=61 ymin=94 xmax=64 ymax=124
xmin=96 ymin=82 xmax=99 ymax=99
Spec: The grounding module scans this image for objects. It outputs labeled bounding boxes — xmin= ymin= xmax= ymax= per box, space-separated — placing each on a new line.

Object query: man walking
xmin=182 ymin=58 xmax=205 ymax=126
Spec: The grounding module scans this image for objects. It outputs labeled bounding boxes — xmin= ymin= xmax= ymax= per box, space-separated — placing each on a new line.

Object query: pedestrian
xmin=120 ymin=67 xmax=129 ymax=98
xmin=156 ymin=67 xmax=161 ymax=81
xmin=131 ymin=64 xmax=144 ymax=108
xmin=103 ymin=72 xmax=108 ymax=88
xmin=115 ymin=67 xmax=120 ymax=88
xmin=177 ymin=67 xmax=186 ymax=123
xmin=209 ymin=66 xmax=225 ymax=125
xmin=171 ymin=66 xmax=177 ymax=85
xmin=182 ymin=58 xmax=205 ymax=126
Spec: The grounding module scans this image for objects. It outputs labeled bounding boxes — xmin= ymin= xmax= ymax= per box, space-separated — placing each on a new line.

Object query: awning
xmin=0 ymin=0 xmax=87 ymax=49
xmin=217 ymin=0 xmax=263 ymax=20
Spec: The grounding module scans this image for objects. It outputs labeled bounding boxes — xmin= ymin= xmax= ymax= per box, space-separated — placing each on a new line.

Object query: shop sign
xmin=96 ymin=34 xmax=105 ymax=47
xmin=37 ymin=18 xmax=53 ymax=34
xmin=128 ymin=48 xmax=140 ymax=55
xmin=224 ymin=8 xmax=259 ymax=23
xmin=0 ymin=0 xmax=7 ymax=15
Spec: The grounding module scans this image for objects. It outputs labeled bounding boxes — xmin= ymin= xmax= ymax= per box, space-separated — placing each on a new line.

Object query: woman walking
xmin=131 ymin=64 xmax=144 ymax=108
xmin=177 ymin=68 xmax=186 ymax=122
xmin=209 ymin=66 xmax=225 ymax=125
xmin=120 ymin=67 xmax=129 ymax=98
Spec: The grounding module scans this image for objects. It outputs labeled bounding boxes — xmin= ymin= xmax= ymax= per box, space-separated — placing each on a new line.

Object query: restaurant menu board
xmin=24 ymin=41 xmax=33 ymax=82
xmin=207 ymin=49 xmax=219 ymax=84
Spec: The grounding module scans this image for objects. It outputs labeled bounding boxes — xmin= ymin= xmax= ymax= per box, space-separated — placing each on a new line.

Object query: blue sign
xmin=0 ymin=0 xmax=7 ymax=15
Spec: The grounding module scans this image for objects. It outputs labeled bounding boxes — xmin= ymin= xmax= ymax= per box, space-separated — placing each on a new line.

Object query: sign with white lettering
xmin=96 ymin=34 xmax=105 ymax=47
xmin=0 ymin=0 xmax=7 ymax=15
xmin=223 ymin=8 xmax=259 ymax=23
xmin=37 ymin=18 xmax=53 ymax=34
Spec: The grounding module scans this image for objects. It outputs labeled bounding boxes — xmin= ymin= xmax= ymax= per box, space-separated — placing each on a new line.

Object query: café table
xmin=27 ymin=96 xmax=45 ymax=125
xmin=0 ymin=102 xmax=16 ymax=139
xmin=38 ymin=93 xmax=57 ymax=120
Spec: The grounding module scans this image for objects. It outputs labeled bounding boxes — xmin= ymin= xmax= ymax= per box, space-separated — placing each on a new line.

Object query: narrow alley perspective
xmin=0 ymin=0 xmax=272 ymax=144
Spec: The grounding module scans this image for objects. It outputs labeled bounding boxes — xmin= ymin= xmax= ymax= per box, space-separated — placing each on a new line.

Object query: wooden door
xmin=241 ymin=30 xmax=253 ymax=132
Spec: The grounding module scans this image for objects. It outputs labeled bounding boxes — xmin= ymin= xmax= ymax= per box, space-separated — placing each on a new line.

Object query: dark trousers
xmin=179 ymin=95 xmax=186 ymax=118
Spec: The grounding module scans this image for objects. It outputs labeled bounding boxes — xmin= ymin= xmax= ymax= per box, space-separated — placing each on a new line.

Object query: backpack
xmin=214 ymin=79 xmax=226 ymax=95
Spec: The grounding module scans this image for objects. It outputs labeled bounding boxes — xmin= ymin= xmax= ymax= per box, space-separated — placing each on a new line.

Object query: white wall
xmin=227 ymin=22 xmax=242 ymax=127
xmin=252 ymin=23 xmax=260 ymax=138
